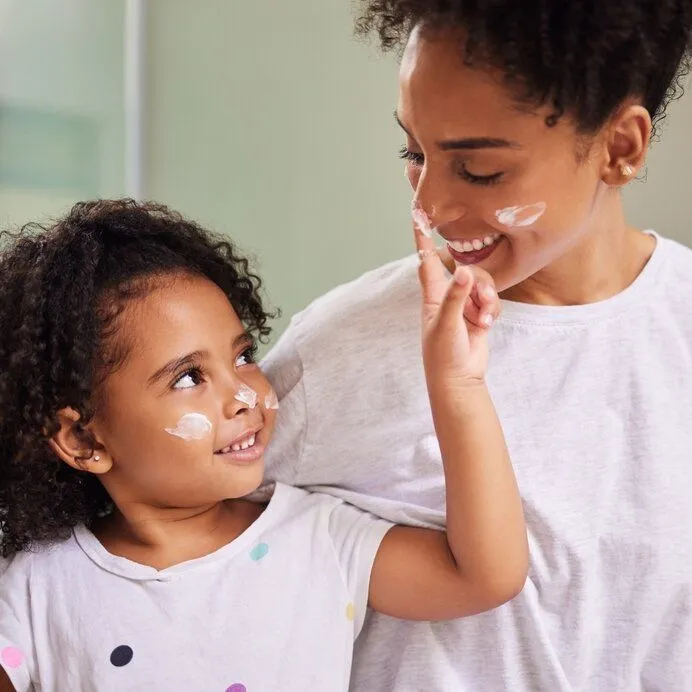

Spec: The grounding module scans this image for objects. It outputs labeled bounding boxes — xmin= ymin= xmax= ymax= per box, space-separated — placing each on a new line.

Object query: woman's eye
xmin=399 ymin=147 xmax=424 ymax=167
xmin=400 ymin=146 xmax=502 ymax=185
xmin=172 ymin=368 xmax=205 ymax=390
xmin=235 ymin=347 xmax=257 ymax=368
xmin=457 ymin=163 xmax=504 ymax=186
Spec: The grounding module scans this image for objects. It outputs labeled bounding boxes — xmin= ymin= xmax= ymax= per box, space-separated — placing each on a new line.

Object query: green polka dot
xmin=250 ymin=543 xmax=269 ymax=561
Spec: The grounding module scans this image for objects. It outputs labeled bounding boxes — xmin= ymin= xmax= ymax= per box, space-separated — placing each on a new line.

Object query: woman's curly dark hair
xmin=356 ymin=0 xmax=692 ymax=136
xmin=0 ymin=199 xmax=274 ymax=556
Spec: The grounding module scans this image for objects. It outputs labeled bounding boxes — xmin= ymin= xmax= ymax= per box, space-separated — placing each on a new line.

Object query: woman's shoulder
xmin=283 ymin=254 xmax=420 ymax=351
xmin=299 ymin=255 xmax=417 ymax=321
xmin=659 ymin=234 xmax=692 ymax=265
xmin=655 ymin=234 xmax=692 ymax=288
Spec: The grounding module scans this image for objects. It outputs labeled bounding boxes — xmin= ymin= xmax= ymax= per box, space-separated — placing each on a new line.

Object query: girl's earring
xmin=620 ymin=163 xmax=634 ymax=178
xmin=93 ymin=455 xmax=101 ymax=462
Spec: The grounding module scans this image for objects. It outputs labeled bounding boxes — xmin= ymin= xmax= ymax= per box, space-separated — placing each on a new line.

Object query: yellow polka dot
xmin=346 ymin=603 xmax=355 ymax=622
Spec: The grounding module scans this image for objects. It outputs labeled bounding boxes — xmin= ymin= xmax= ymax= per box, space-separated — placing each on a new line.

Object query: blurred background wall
xmin=0 ymin=0 xmax=126 ymax=225
xmin=1 ymin=0 xmax=691 ymax=344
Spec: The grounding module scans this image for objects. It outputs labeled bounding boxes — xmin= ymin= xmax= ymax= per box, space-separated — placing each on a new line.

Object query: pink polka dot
xmin=226 ymin=685 xmax=246 ymax=692
xmin=1 ymin=646 xmax=24 ymax=669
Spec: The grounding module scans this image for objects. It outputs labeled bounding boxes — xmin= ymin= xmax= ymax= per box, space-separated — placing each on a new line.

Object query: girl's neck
xmin=93 ymin=498 xmax=265 ymax=571
xmin=501 ymin=195 xmax=656 ymax=306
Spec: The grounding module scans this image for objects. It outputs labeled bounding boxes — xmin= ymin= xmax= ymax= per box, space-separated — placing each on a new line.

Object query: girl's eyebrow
xmin=148 ymin=351 xmax=207 ymax=387
xmin=233 ymin=332 xmax=254 ymax=349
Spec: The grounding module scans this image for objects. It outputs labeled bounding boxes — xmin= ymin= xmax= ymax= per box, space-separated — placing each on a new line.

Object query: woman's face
xmin=398 ymin=26 xmax=615 ymax=292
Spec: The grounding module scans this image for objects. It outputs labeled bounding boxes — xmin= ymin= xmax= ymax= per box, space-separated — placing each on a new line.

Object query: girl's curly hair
xmin=0 ymin=199 xmax=274 ymax=556
xmin=356 ymin=0 xmax=692 ymax=136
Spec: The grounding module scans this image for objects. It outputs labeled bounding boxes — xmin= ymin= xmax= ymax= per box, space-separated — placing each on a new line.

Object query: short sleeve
xmin=261 ymin=318 xmax=308 ymax=486
xmin=326 ymin=501 xmax=393 ymax=638
xmin=0 ymin=555 xmax=35 ymax=691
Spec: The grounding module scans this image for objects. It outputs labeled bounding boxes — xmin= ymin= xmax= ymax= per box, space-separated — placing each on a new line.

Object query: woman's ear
xmin=48 ymin=407 xmax=112 ymax=475
xmin=601 ymin=103 xmax=651 ymax=187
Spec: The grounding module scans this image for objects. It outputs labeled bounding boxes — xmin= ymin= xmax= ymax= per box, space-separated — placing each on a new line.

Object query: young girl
xmin=0 ymin=199 xmax=526 ymax=691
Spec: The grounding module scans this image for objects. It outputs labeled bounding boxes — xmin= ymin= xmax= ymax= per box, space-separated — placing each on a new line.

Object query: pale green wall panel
xmin=146 ymin=0 xmax=412 ymax=342
xmin=0 ymin=0 xmax=126 ymax=229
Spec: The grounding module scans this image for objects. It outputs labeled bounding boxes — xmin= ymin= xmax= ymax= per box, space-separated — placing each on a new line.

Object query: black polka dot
xmin=110 ymin=645 xmax=133 ymax=667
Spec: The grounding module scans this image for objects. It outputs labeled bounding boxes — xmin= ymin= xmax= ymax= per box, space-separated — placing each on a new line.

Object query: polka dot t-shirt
xmin=0 ymin=484 xmax=392 ymax=691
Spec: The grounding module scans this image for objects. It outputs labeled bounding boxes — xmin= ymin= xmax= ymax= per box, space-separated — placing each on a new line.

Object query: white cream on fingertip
xmin=411 ymin=200 xmax=434 ymax=238
xmin=165 ymin=412 xmax=213 ymax=441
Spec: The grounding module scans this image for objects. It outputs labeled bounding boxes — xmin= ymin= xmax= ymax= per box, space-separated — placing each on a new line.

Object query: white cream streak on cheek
xmin=235 ymin=383 xmax=258 ymax=409
xmin=165 ymin=412 xmax=213 ymax=441
xmin=264 ymin=388 xmax=279 ymax=411
xmin=495 ymin=202 xmax=547 ymax=228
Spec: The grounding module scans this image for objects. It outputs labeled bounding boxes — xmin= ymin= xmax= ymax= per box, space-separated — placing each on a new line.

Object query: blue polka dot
xmin=110 ymin=645 xmax=133 ymax=667
xmin=250 ymin=543 xmax=269 ymax=561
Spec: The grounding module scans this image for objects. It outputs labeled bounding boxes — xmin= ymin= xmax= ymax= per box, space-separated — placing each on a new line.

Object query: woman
xmin=263 ymin=1 xmax=692 ymax=689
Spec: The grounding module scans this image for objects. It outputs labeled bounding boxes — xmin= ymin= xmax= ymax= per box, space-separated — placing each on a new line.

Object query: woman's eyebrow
xmin=394 ymin=111 xmax=522 ymax=150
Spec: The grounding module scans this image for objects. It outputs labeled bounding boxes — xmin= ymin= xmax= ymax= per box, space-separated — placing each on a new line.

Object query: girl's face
xmin=398 ymin=26 xmax=627 ymax=293
xmin=88 ymin=274 xmax=276 ymax=511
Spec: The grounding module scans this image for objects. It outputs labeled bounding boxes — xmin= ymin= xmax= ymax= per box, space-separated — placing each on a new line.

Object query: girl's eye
xmin=172 ymin=367 xmax=205 ymax=390
xmin=235 ymin=345 xmax=257 ymax=368
xmin=399 ymin=146 xmax=424 ymax=167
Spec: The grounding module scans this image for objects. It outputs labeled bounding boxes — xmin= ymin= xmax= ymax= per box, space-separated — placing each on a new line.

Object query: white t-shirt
xmin=262 ymin=234 xmax=692 ymax=691
xmin=0 ymin=483 xmax=391 ymax=692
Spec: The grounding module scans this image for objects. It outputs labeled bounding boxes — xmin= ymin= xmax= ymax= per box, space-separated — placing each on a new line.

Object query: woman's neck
xmin=500 ymin=200 xmax=656 ymax=306
xmin=93 ymin=498 xmax=265 ymax=571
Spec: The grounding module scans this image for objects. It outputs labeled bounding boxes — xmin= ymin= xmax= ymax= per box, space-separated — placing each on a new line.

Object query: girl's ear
xmin=48 ymin=407 xmax=112 ymax=475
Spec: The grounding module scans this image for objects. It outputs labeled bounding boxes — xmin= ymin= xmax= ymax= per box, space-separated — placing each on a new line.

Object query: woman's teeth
xmin=217 ymin=433 xmax=256 ymax=454
xmin=448 ymin=233 xmax=501 ymax=253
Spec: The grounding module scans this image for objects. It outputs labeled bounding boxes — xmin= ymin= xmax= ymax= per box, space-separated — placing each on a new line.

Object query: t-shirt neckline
xmin=494 ymin=231 xmax=667 ymax=326
xmin=73 ymin=483 xmax=286 ymax=582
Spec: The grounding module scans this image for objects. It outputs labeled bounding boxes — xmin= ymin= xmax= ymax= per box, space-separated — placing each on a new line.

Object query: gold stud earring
xmin=93 ymin=455 xmax=101 ymax=462
xmin=620 ymin=163 xmax=634 ymax=177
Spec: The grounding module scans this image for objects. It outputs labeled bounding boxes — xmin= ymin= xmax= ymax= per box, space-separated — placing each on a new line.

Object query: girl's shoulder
xmin=260 ymin=483 xmax=391 ymax=558
xmin=0 ymin=532 xmax=82 ymax=588
xmin=257 ymin=482 xmax=346 ymax=531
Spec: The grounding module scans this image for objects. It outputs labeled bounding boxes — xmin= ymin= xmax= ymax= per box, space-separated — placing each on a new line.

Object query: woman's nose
xmin=413 ymin=167 xmax=468 ymax=229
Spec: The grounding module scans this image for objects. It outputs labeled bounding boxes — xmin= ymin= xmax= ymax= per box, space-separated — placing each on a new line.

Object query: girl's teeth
xmin=483 ymin=235 xmax=494 ymax=246
xmin=223 ymin=434 xmax=257 ymax=453
xmin=472 ymin=239 xmax=484 ymax=250
xmin=462 ymin=241 xmax=474 ymax=252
